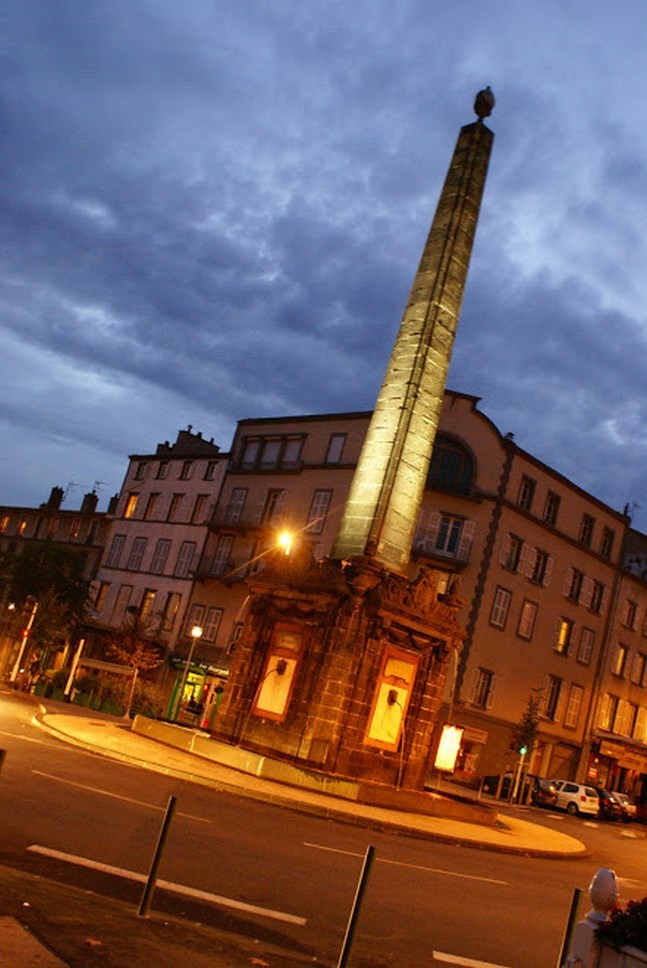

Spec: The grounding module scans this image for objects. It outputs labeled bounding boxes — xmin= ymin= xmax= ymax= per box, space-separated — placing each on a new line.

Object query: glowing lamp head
xmin=277 ymin=531 xmax=293 ymax=555
xmin=190 ymin=625 xmax=203 ymax=640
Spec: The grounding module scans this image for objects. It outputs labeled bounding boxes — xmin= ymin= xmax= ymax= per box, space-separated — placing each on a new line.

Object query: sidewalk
xmin=2 ymin=693 xmax=588 ymax=966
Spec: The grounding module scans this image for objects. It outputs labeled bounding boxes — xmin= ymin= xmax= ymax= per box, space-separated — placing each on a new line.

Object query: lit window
xmin=611 ymin=643 xmax=629 ymax=678
xmin=124 ymin=494 xmax=139 ymax=519
xmin=140 ymin=590 xmax=156 ymax=620
xmin=490 ymin=586 xmax=511 ymax=629
xmin=555 ymin=618 xmax=574 ymax=656
xmin=598 ymin=693 xmax=618 ymax=731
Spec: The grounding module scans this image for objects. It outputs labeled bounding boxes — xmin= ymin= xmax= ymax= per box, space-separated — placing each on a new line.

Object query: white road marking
xmin=31 ymin=770 xmax=211 ymax=823
xmin=303 ymin=842 xmax=508 ymax=885
xmin=434 ymin=952 xmax=510 ymax=967
xmin=27 ymin=845 xmax=306 ymax=926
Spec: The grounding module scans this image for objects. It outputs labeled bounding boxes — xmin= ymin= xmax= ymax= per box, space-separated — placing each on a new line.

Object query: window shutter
xmin=485 ymin=675 xmax=498 ymax=710
xmin=554 ymin=683 xmax=567 ymax=724
xmin=519 ymin=543 xmax=533 ymax=577
xmin=544 ymin=556 xmax=554 ymax=587
xmin=467 ymin=668 xmax=480 ymax=704
xmin=425 ymin=512 xmax=441 ymax=550
xmin=580 ymin=576 xmax=593 ymax=608
xmin=499 ymin=533 xmax=511 ymax=565
xmin=563 ymin=567 xmax=573 ymax=596
xmin=539 ymin=675 xmax=551 ymax=716
xmin=457 ymin=520 xmax=475 ymax=559
xmin=635 ymin=707 xmax=647 ymax=741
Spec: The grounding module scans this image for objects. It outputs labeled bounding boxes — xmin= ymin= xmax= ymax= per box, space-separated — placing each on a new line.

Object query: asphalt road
xmin=1 ymin=693 xmax=646 ymax=967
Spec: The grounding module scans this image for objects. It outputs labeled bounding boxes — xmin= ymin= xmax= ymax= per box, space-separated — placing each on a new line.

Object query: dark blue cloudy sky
xmin=2 ymin=1 xmax=647 ymax=530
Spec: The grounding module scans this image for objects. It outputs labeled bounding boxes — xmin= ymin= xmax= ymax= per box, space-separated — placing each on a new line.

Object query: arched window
xmin=426 ymin=436 xmax=473 ymax=495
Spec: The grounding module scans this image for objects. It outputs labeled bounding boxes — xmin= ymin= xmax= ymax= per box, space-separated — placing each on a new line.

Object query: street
xmin=1 ymin=692 xmax=646 ymax=967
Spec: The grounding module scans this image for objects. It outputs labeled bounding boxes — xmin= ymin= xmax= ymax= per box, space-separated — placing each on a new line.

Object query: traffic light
xmin=518 ymin=744 xmax=528 ymax=756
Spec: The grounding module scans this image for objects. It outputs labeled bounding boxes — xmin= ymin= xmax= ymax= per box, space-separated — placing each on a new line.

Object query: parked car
xmin=551 ymin=780 xmax=600 ymax=817
xmin=481 ymin=773 xmax=557 ymax=807
xmin=595 ymin=788 xmax=622 ymax=822
xmin=610 ymin=792 xmax=637 ymax=823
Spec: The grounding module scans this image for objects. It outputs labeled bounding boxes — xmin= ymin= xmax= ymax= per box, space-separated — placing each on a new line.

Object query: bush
xmin=597 ymin=897 xmax=647 ymax=952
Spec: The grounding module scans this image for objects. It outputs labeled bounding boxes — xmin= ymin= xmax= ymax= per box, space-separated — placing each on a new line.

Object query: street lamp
xmin=9 ymin=598 xmax=38 ymax=685
xmin=174 ymin=624 xmax=203 ymax=721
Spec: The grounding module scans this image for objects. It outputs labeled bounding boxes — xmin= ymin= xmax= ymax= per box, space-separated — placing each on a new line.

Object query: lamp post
xmin=9 ymin=598 xmax=38 ymax=685
xmin=174 ymin=625 xmax=203 ymax=721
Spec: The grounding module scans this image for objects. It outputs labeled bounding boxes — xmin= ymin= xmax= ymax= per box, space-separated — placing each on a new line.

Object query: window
xmin=204 ymin=460 xmax=219 ymax=481
xmin=590 ymin=581 xmax=605 ymax=615
xmin=490 ymin=587 xmax=511 ymax=629
xmin=69 ymin=518 xmax=81 ymax=540
xmin=202 ymin=607 xmax=223 ymax=642
xmin=469 ymin=668 xmax=496 ymax=708
xmin=577 ymin=628 xmax=595 ymax=665
xmin=435 ymin=515 xmax=464 ymax=556
xmin=578 ymin=513 xmax=595 ymax=549
xmin=227 ymin=622 xmax=243 ymax=656
xmin=134 ymin=462 xmax=146 ymax=480
xmin=156 ymin=461 xmax=169 ymax=480
xmin=105 ymin=534 xmax=126 ymax=568
xmin=542 ymin=676 xmax=563 ymax=721
xmin=239 ymin=435 xmax=304 ymax=470
xmin=192 ymin=494 xmax=209 ymax=523
xmin=543 ymin=491 xmax=560 ymax=527
xmin=225 ymin=488 xmax=247 ymax=524
xmin=563 ymin=684 xmax=584 ymax=729
xmin=502 ymin=535 xmax=523 ymax=572
xmin=598 ymin=694 xmax=619 ymax=731
xmin=631 ymin=652 xmax=646 ymax=686
xmin=144 ymin=493 xmax=159 ymax=520
xmin=140 ymin=589 xmax=156 ymax=620
xmin=240 ymin=438 xmax=261 ymax=468
xmin=211 ymin=534 xmax=234 ymax=576
xmin=160 ymin=592 xmax=181 ymax=632
xmin=185 ymin=604 xmax=205 ymax=633
xmin=126 ymin=536 xmax=148 ymax=571
xmin=566 ymin=569 xmax=584 ymax=604
xmin=517 ymin=600 xmax=537 ymax=640
xmin=0 ymin=514 xmax=9 ymax=533
xmin=174 ymin=541 xmax=197 ymax=578
xmin=622 ymin=599 xmax=638 ymax=630
xmin=600 ymin=526 xmax=615 ymax=560
xmin=426 ymin=436 xmax=473 ymax=495
xmin=259 ymin=439 xmax=282 ymax=468
xmin=611 ymin=643 xmax=629 ymax=678
xmin=261 ymin=489 xmax=286 ymax=525
xmin=555 ymin=618 xmax=574 ymax=656
xmin=124 ymin=494 xmax=139 ymax=519
xmin=306 ymin=490 xmax=332 ymax=534
xmin=150 ymin=539 xmax=171 ymax=575
xmin=325 ymin=433 xmax=346 ymax=464
xmin=168 ymin=493 xmax=184 ymax=522
xmin=282 ymin=437 xmax=303 ymax=466
xmin=180 ymin=461 xmax=194 ymax=480
xmin=531 ymin=549 xmax=551 ymax=586
xmin=112 ymin=584 xmax=133 ymax=624
xmin=615 ymin=701 xmax=637 ymax=738
xmin=517 ymin=475 xmax=536 ymax=512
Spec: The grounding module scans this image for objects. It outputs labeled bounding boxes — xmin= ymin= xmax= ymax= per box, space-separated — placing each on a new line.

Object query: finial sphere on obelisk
xmin=474 ymin=86 xmax=495 ymax=120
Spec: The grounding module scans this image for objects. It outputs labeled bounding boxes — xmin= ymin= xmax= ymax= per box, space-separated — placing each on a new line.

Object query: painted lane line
xmin=303 ymin=842 xmax=508 ymax=885
xmin=31 ymin=770 xmax=211 ymax=823
xmin=27 ymin=846 xmax=306 ymax=926
xmin=434 ymin=952 xmax=511 ymax=967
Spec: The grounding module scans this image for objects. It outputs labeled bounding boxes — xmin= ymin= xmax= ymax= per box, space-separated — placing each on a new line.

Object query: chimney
xmin=46 ymin=486 xmax=64 ymax=510
xmin=81 ymin=491 xmax=99 ymax=514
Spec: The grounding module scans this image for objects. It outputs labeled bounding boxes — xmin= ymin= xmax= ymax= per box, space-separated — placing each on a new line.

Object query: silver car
xmin=551 ymin=780 xmax=600 ymax=816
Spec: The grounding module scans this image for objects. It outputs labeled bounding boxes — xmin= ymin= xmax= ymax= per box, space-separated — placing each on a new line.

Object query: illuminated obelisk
xmin=332 ymin=90 xmax=495 ymax=573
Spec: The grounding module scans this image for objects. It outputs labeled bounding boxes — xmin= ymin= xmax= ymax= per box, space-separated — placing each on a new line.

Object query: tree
xmin=107 ymin=612 xmax=164 ymax=718
xmin=512 ymin=693 xmax=540 ymax=757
